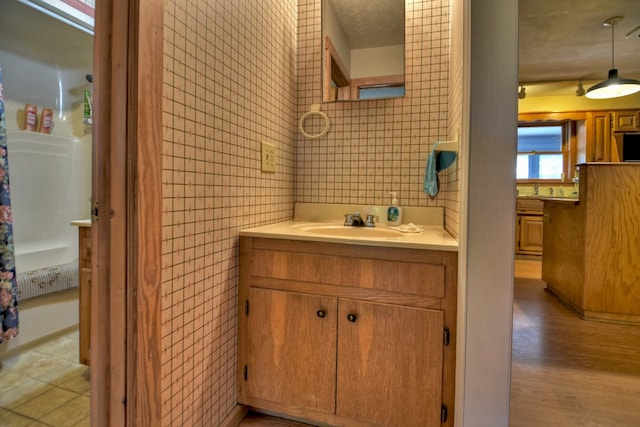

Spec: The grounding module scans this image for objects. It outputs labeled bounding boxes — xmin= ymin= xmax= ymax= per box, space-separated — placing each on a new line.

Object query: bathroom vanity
xmin=237 ymin=208 xmax=458 ymax=427
xmin=71 ymin=219 xmax=92 ymax=366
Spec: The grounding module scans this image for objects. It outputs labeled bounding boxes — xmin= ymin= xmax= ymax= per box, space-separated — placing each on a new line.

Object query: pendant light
xmin=586 ymin=16 xmax=640 ymax=99
xmin=518 ymin=85 xmax=526 ymax=99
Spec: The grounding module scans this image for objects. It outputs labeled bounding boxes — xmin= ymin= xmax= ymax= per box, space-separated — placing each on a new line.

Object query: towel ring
xmin=299 ymin=104 xmax=330 ymax=139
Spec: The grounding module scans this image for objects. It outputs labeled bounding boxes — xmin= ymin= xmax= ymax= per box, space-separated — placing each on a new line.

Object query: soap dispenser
xmin=387 ymin=192 xmax=403 ymax=226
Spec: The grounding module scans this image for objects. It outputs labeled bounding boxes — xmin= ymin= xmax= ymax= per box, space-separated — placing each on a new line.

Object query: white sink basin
xmin=296 ymin=224 xmax=405 ymax=238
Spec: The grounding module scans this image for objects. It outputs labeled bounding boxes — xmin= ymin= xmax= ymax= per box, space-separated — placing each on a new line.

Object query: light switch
xmin=261 ymin=142 xmax=276 ymax=173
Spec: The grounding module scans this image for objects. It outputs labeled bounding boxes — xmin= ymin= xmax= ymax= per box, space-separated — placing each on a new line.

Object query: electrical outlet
xmin=261 ymin=142 xmax=276 ymax=172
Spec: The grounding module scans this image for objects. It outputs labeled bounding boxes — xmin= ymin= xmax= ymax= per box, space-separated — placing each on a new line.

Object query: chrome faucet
xmin=533 ymin=184 xmax=539 ymax=196
xmin=344 ymin=212 xmax=375 ymax=227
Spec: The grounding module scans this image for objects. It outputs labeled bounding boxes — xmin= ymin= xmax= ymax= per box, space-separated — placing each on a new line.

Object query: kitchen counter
xmin=539 ymin=197 xmax=579 ymax=204
xmin=542 ymin=163 xmax=640 ymax=324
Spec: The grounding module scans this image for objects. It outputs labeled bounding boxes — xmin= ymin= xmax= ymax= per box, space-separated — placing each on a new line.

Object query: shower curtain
xmin=0 ymin=66 xmax=19 ymax=343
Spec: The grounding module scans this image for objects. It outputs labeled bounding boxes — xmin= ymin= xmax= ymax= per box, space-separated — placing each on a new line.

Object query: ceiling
xmin=327 ymin=0 xmax=404 ymax=49
xmin=329 ymin=0 xmax=640 ymax=97
xmin=520 ymin=0 xmax=640 ymax=96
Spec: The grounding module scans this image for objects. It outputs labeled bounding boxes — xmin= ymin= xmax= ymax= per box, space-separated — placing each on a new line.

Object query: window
xmin=517 ymin=124 xmax=567 ymax=181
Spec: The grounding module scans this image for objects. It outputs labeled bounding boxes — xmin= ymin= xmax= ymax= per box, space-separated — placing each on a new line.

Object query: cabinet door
xmin=519 ymin=215 xmax=543 ymax=254
xmin=587 ymin=112 xmax=611 ymax=162
xmin=612 ymin=110 xmax=639 ymax=132
xmin=337 ymin=299 xmax=444 ymax=427
xmin=246 ymin=288 xmax=337 ymax=413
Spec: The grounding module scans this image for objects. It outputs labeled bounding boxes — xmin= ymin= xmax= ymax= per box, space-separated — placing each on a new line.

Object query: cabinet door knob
xmin=347 ymin=313 xmax=357 ymax=323
xmin=316 ymin=310 xmax=326 ymax=318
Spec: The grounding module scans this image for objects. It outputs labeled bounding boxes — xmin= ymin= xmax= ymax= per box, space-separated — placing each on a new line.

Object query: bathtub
xmin=6 ymin=130 xmax=90 ymax=300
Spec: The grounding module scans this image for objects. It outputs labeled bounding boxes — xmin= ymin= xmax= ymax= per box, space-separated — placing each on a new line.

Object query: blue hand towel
xmin=436 ymin=151 xmax=457 ymax=172
xmin=423 ymin=143 xmax=440 ymax=197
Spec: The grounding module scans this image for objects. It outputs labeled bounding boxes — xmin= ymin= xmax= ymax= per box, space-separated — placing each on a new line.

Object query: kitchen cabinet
xmin=586 ymin=110 xmax=640 ymax=162
xmin=238 ymin=237 xmax=457 ymax=427
xmin=542 ymin=163 xmax=640 ymax=325
xmin=612 ymin=110 xmax=640 ymax=132
xmin=515 ymin=198 xmax=544 ymax=256
xmin=586 ymin=111 xmax=612 ymax=162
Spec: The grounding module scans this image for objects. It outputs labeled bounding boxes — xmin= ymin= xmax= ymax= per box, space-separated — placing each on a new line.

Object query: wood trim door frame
xmin=92 ymin=0 xmax=163 ymax=425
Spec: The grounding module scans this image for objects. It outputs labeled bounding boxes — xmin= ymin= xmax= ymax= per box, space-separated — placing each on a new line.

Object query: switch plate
xmin=261 ymin=142 xmax=276 ymax=173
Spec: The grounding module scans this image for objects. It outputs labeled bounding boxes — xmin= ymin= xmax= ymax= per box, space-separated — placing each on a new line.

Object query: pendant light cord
xmin=610 ymin=22 xmax=615 ymax=69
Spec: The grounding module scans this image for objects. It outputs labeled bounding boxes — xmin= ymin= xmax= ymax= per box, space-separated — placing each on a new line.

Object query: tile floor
xmin=0 ymin=329 xmax=90 ymax=427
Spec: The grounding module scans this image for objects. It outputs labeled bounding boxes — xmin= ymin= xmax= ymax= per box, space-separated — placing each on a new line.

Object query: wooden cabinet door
xmin=336 ymin=299 xmax=444 ymax=427
xmin=587 ymin=112 xmax=611 ymax=162
xmin=246 ymin=288 xmax=337 ymax=413
xmin=612 ymin=110 xmax=639 ymax=132
xmin=519 ymin=215 xmax=543 ymax=254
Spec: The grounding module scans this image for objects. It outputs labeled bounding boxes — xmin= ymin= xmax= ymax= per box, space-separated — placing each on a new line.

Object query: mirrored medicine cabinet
xmin=322 ymin=0 xmax=406 ymax=102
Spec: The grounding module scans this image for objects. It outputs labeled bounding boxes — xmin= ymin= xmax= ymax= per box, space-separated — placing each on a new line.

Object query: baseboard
xmin=220 ymin=404 xmax=249 ymax=427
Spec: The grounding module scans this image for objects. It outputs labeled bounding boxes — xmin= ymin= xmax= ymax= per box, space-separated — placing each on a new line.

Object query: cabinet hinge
xmin=244 ymin=365 xmax=248 ymax=381
xmin=245 ymin=300 xmax=249 ymax=316
xmin=443 ymin=327 xmax=450 ymax=346
xmin=441 ymin=403 xmax=448 ymax=423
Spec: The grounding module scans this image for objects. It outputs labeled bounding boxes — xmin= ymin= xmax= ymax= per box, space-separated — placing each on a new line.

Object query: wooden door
xmin=336 ymin=299 xmax=444 ymax=427
xmin=246 ymin=288 xmax=338 ymax=413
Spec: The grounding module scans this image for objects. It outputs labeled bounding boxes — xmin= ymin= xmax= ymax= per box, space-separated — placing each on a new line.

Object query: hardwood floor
xmin=510 ymin=259 xmax=640 ymax=426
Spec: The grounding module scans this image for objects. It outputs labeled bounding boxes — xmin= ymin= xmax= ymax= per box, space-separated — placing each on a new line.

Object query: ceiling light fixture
xmin=518 ymin=85 xmax=526 ymax=99
xmin=576 ymin=81 xmax=585 ymax=96
xmin=586 ymin=16 xmax=640 ymax=99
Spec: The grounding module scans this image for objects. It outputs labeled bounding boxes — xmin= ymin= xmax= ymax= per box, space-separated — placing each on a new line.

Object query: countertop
xmin=239 ymin=220 xmax=459 ymax=251
xmin=71 ymin=219 xmax=92 ymax=227
xmin=539 ymin=197 xmax=579 ymax=205
xmin=516 ymin=195 xmax=578 ymax=201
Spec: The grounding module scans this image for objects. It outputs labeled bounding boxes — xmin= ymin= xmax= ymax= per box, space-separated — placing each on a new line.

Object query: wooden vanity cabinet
xmin=78 ymin=224 xmax=92 ymax=366
xmin=238 ymin=237 xmax=457 ymax=427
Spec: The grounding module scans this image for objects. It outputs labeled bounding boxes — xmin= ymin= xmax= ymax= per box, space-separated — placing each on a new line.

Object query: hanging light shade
xmin=586 ymin=16 xmax=640 ymax=99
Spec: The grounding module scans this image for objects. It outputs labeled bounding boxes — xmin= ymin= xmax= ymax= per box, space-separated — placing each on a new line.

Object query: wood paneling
xmin=583 ymin=165 xmax=640 ymax=316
